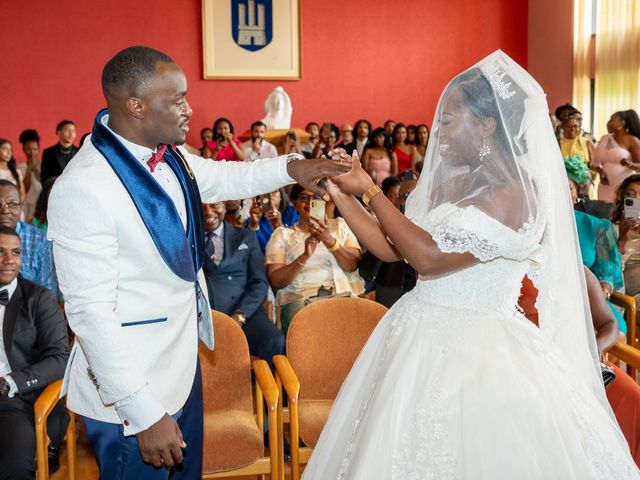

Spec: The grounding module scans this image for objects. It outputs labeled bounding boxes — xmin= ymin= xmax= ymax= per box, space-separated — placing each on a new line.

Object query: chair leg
xmin=67 ymin=411 xmax=78 ymax=480
xmin=289 ymin=401 xmax=300 ymax=480
xmin=35 ymin=419 xmax=49 ymax=480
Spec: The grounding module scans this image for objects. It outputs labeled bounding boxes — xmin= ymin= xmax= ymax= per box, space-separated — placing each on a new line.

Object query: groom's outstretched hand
xmin=286 ymin=155 xmax=352 ymax=200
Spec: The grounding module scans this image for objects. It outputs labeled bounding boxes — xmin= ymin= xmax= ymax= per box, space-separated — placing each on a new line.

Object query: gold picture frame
xmin=202 ymin=0 xmax=301 ymax=80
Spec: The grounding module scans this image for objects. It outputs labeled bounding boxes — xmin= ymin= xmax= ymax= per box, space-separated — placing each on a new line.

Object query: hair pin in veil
xmin=480 ymin=60 xmax=516 ymax=100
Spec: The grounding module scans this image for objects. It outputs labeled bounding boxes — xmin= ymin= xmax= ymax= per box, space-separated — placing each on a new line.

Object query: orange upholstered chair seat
xmin=202 ymin=409 xmax=263 ymax=472
xmin=297 ymin=399 xmax=334 ymax=447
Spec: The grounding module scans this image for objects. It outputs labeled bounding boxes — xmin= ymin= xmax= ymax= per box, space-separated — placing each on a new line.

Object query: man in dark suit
xmin=0 ymin=225 xmax=69 ymax=479
xmin=40 ymin=119 xmax=79 ymax=185
xmin=202 ymin=202 xmax=284 ymax=367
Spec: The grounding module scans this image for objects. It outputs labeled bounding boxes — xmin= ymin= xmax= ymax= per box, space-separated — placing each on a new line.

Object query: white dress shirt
xmin=241 ymin=139 xmax=278 ymax=162
xmin=102 ymin=115 xmax=187 ymax=229
xmin=0 ymin=279 xmax=20 ymax=396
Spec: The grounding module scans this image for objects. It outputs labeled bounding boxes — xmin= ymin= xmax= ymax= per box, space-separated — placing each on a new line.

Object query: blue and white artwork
xmin=231 ymin=0 xmax=273 ymax=51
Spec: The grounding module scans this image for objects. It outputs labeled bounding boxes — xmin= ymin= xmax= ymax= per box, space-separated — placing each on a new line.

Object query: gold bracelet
xmin=362 ymin=184 xmax=382 ymax=207
xmin=295 ymin=257 xmax=306 ymax=267
xmin=327 ymin=240 xmax=341 ymax=252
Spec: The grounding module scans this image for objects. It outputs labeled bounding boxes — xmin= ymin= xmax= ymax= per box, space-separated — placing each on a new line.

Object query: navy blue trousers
xmin=83 ymin=362 xmax=203 ymax=480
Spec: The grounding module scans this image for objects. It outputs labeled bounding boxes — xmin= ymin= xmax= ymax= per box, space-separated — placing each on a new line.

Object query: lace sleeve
xmin=421 ymin=203 xmax=544 ymax=262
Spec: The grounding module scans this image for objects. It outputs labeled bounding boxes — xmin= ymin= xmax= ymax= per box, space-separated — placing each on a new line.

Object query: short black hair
xmin=251 ymin=120 xmax=267 ymax=130
xmin=19 ymin=129 xmax=40 ymax=145
xmin=102 ymin=46 xmax=174 ymax=99
xmin=381 ymin=176 xmax=401 ymax=195
xmin=0 ymin=179 xmax=19 ymax=194
xmin=56 ymin=120 xmax=75 ymax=132
xmin=213 ymin=117 xmax=234 ymax=135
xmin=305 ymin=122 xmax=319 ymax=131
xmin=0 ymin=225 xmax=20 ymax=241
xmin=289 ymin=184 xmax=305 ymax=202
xmin=554 ymin=103 xmax=576 ymax=119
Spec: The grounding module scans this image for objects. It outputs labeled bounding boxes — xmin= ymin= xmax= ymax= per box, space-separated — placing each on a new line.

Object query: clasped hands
xmin=286 ymin=148 xmax=374 ymax=201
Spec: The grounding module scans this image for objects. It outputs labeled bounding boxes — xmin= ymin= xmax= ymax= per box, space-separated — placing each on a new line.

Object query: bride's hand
xmin=328 ymin=150 xmax=375 ymax=197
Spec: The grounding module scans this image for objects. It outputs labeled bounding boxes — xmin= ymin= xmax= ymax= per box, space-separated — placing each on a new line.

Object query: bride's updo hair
xmin=449 ymin=67 xmax=527 ymax=157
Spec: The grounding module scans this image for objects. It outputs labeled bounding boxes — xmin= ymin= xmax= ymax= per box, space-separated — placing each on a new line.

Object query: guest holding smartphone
xmin=202 ymin=117 xmax=245 ymax=161
xmin=265 ymin=184 xmax=363 ymax=333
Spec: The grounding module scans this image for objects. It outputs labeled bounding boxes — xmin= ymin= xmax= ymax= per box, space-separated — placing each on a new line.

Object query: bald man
xmin=47 ymin=46 xmax=349 ymax=479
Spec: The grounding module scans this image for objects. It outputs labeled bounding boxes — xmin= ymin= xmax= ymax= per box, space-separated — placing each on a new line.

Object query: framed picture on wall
xmin=202 ymin=0 xmax=301 ymax=80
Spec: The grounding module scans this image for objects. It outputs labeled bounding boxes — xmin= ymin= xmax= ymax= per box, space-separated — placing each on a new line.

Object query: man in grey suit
xmin=201 ymin=202 xmax=284 ymax=367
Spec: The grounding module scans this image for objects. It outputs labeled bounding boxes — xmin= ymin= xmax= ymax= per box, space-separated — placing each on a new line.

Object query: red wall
xmin=0 ymin=0 xmax=527 ymax=159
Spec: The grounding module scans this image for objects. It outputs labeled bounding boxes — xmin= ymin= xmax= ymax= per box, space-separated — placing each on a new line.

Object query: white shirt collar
xmin=212 ymin=223 xmax=224 ymax=237
xmin=100 ymin=113 xmax=158 ymax=163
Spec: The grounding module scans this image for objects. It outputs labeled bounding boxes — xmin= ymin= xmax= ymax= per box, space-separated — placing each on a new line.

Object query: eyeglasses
xmin=0 ymin=201 xmax=22 ymax=213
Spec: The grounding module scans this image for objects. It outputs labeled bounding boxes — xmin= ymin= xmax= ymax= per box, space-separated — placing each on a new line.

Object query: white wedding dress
xmin=303 ymin=52 xmax=640 ymax=479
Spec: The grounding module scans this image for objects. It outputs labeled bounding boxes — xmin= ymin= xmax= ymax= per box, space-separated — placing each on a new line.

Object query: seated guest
xmin=202 ymin=202 xmax=284 ymax=367
xmin=348 ymin=119 xmax=372 ymax=160
xmin=0 ymin=139 xmax=25 ymax=201
xmin=358 ymin=177 xmax=417 ymax=308
xmin=611 ymin=174 xmax=640 ymax=300
xmin=301 ymin=122 xmax=320 ymax=159
xmin=31 ymin=177 xmax=56 ymax=232
xmin=224 ymin=199 xmax=249 ymax=228
xmin=0 ymin=225 xmax=69 ymax=479
xmin=416 ymin=123 xmax=430 ymax=159
xmin=0 ymin=180 xmax=57 ymax=294
xmin=17 ymin=129 xmax=42 ymax=223
xmin=202 ymin=117 xmax=245 ymax=161
xmin=566 ymin=158 xmax=626 ymax=335
xmin=406 ymin=124 xmax=417 ymax=145
xmin=248 ymin=188 xmax=299 ymax=253
xmin=41 ymin=120 xmax=78 ymax=185
xmin=362 ymin=128 xmax=397 ymax=186
xmin=384 ymin=119 xmax=396 ymax=137
xmin=199 ymin=127 xmax=213 ymax=155
xmin=312 ymin=123 xmax=339 ymax=159
xmin=266 ymin=184 xmax=364 ymax=334
xmin=336 ymin=123 xmax=354 ymax=149
xmin=391 ymin=123 xmax=420 ymax=174
xmin=241 ymin=121 xmax=278 ymax=161
xmin=283 ymin=130 xmax=303 ymax=156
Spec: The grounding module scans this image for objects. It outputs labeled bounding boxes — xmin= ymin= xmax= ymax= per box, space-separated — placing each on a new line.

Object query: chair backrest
xmin=286 ymin=297 xmax=387 ymax=401
xmin=199 ymin=310 xmax=253 ymax=413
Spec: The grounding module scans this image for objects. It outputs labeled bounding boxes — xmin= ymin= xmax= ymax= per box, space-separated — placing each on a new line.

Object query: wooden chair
xmin=273 ymin=297 xmax=387 ymax=480
xmin=610 ymin=291 xmax=637 ymax=348
xmin=608 ymin=342 xmax=640 ymax=380
xmin=201 ymin=310 xmax=279 ymax=479
xmin=34 ymin=379 xmax=77 ymax=480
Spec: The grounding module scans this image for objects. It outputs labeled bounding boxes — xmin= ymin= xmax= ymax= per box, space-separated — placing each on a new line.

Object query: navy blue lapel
xmin=90 ymin=109 xmax=204 ymax=282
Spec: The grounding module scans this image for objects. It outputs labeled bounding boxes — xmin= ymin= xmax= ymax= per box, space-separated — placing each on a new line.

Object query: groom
xmin=47 ymin=46 xmax=349 ymax=479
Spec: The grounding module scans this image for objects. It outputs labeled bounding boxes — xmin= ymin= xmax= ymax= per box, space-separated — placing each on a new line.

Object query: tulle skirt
xmin=302 ymin=289 xmax=639 ymax=479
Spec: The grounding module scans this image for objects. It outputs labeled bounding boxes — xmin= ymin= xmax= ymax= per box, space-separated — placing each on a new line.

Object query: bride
xmin=302 ymin=51 xmax=639 ymax=479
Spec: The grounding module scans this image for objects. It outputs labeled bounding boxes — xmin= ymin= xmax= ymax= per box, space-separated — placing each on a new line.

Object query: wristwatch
xmin=234 ymin=311 xmax=247 ymax=325
xmin=0 ymin=377 xmax=10 ymax=398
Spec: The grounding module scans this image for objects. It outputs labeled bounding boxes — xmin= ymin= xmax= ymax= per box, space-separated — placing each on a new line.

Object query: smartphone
xmin=215 ymin=133 xmax=225 ymax=142
xmin=259 ymin=194 xmax=272 ymax=214
xmin=624 ymin=197 xmax=640 ymax=218
xmin=310 ymin=199 xmax=326 ymax=221
xmin=287 ymin=132 xmax=297 ymax=141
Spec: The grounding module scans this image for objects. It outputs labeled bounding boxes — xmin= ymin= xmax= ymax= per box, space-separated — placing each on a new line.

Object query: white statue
xmin=261 ymin=86 xmax=292 ymax=130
